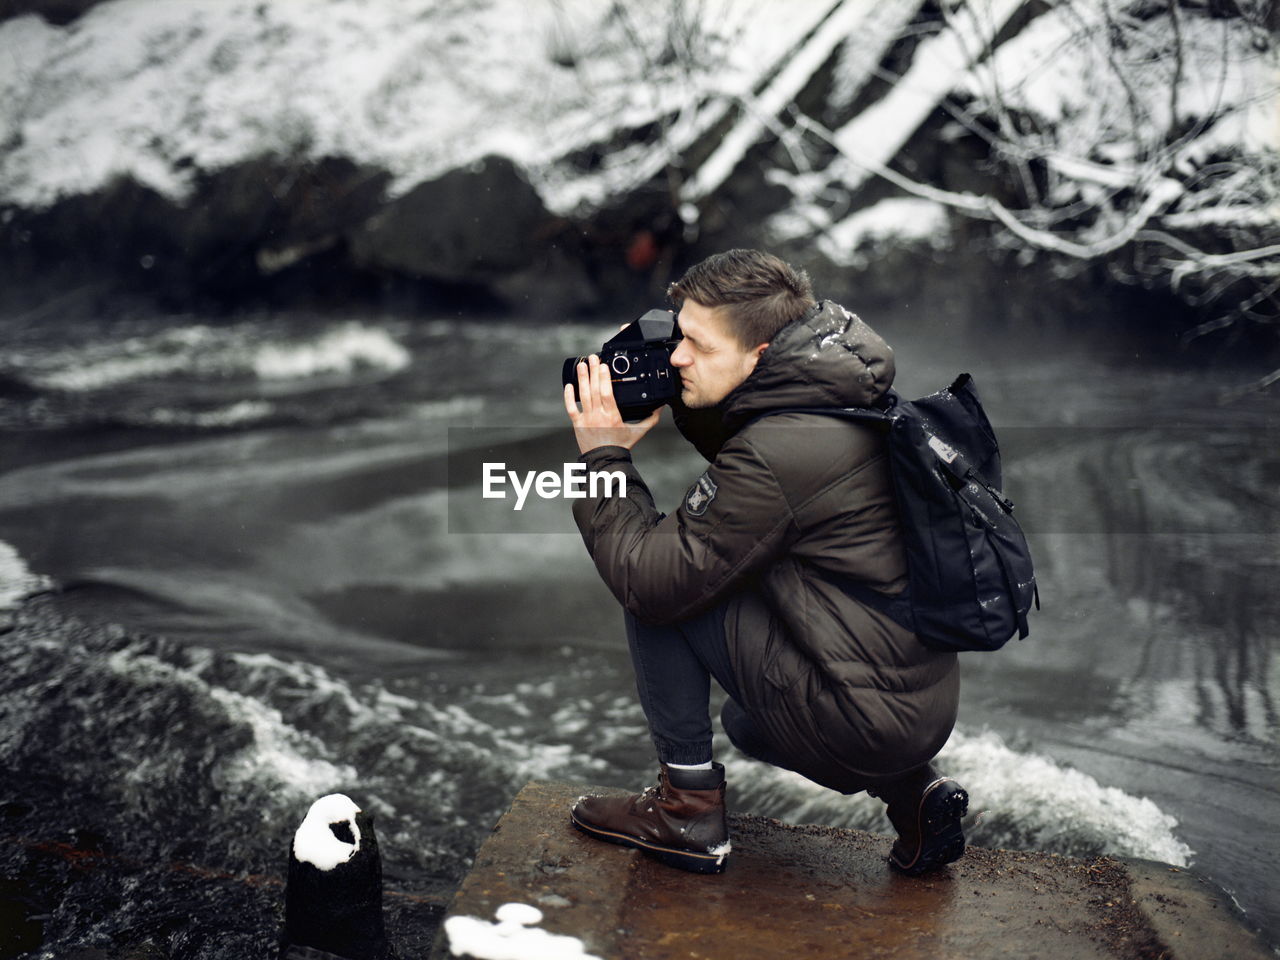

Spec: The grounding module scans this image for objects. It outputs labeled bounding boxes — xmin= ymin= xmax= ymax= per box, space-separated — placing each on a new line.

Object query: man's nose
xmin=670 ymin=343 xmax=691 ymax=367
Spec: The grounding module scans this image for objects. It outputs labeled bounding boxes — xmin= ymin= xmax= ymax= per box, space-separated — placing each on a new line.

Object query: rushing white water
xmin=723 ymin=728 xmax=1192 ymax=866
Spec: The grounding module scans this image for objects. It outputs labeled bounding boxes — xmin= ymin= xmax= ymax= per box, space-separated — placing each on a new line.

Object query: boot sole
xmin=889 ymin=778 xmax=968 ymax=877
xmin=570 ymin=811 xmax=729 ymax=874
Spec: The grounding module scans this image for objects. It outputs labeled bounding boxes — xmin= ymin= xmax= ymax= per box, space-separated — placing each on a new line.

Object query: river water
xmin=0 ymin=306 xmax=1275 ymax=956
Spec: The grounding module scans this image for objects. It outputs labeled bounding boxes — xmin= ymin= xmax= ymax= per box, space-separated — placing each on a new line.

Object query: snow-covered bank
xmin=0 ymin=0 xmax=833 ymax=214
xmin=1 ymin=0 xmax=1274 ymax=339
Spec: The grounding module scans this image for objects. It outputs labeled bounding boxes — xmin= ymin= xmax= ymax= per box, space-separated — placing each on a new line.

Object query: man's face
xmin=669 ymin=300 xmax=768 ymax=409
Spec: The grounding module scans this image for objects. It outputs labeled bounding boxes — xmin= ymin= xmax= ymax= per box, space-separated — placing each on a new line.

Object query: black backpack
xmin=768 ymin=373 xmax=1038 ymax=652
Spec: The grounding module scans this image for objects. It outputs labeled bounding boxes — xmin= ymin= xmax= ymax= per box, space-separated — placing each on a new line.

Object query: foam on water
xmin=252 ymin=323 xmax=411 ymax=380
xmin=946 ymin=729 xmax=1192 ymax=864
xmin=145 ymin=400 xmax=277 ymax=428
xmin=18 ymin=320 xmax=410 ymax=392
xmin=721 ymin=727 xmax=1193 ymax=865
xmin=0 ymin=539 xmax=50 ymax=613
xmin=2 ymin=609 xmax=589 ymax=880
xmin=105 ymin=645 xmax=357 ymax=797
xmin=223 ymin=649 xmax=599 ymax=788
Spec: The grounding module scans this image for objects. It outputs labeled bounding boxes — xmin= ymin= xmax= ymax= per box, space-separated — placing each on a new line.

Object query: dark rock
xmin=3 ymin=155 xmax=391 ymax=306
xmin=350 ymin=155 xmax=552 ymax=284
xmin=0 ymin=0 xmax=110 ymax=26
xmin=0 ymin=876 xmax=43 ymax=960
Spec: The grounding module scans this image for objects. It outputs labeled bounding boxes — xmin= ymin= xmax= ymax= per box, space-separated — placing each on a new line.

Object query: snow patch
xmin=293 ymin=793 xmax=361 ymax=871
xmin=818 ymin=197 xmax=952 ymax=267
xmin=708 ymin=840 xmax=732 ymax=865
xmin=444 ymin=902 xmax=603 ymax=960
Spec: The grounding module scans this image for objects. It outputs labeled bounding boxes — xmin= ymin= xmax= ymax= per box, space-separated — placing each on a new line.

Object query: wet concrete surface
xmin=431 ymin=780 xmax=1274 ymax=960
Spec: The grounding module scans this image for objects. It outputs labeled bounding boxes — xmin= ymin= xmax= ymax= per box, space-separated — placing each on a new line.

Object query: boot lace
xmin=632 ymin=773 xmax=667 ymax=812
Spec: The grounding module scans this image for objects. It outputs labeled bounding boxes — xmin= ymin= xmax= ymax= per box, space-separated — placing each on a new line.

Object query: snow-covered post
xmin=281 ymin=794 xmax=389 ymax=960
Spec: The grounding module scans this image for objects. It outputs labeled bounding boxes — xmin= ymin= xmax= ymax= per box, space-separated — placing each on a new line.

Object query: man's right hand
xmin=563 ymin=354 xmax=662 ymax=455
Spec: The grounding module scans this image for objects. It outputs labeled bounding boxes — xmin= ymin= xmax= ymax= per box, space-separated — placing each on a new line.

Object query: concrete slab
xmin=431 ymin=781 xmax=1273 ymax=960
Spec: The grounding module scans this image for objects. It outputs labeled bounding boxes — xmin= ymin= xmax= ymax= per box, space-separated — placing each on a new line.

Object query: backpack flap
xmin=904 ymin=373 xmax=1004 ymax=492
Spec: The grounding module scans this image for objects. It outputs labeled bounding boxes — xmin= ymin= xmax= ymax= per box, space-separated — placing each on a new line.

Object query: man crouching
xmin=561 ymin=248 xmax=966 ymax=876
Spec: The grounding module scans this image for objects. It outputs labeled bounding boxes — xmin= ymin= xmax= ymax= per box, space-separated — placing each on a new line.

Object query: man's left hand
xmin=563 ymin=354 xmax=662 ymax=455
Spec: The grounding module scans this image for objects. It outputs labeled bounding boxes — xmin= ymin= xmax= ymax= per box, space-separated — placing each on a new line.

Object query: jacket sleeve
xmin=571 ymin=437 xmax=799 ymax=625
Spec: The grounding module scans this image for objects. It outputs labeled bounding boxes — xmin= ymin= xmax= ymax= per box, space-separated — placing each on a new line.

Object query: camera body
xmin=562 ymin=310 xmax=682 ymax=421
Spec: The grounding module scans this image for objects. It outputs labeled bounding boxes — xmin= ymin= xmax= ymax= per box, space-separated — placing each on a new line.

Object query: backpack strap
xmin=760 ymin=403 xmax=1016 ymax=515
xmin=742 ymin=405 xmax=892 ymax=432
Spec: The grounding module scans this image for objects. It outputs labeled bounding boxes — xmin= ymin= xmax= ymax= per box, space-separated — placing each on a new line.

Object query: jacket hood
xmin=720 ymin=300 xmax=896 ymax=430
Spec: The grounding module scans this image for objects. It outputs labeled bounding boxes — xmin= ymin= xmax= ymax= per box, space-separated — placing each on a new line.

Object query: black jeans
xmin=624 ymin=602 xmax=795 ymax=771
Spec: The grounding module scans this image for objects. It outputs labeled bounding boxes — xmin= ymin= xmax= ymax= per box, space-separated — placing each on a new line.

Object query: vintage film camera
xmin=562 ymin=310 xmax=682 ymax=421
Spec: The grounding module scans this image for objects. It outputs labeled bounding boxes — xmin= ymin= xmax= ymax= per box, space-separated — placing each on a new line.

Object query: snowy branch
xmin=754 ymin=0 xmax=1278 ymax=337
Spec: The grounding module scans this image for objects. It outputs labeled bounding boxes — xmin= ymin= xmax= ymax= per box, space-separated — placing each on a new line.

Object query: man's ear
xmin=754 ymin=342 xmax=770 ymax=359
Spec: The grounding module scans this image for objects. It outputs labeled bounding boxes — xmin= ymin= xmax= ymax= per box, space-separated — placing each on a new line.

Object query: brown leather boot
xmin=570 ymin=763 xmax=730 ymax=874
xmin=871 ymin=764 xmax=968 ymax=876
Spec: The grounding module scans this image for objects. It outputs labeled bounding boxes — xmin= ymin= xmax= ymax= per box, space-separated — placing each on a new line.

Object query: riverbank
xmin=3 ymin=0 xmax=1275 ymax=358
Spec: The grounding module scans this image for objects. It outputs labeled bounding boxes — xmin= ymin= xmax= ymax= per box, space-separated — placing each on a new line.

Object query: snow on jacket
xmin=572 ymin=300 xmax=959 ymax=791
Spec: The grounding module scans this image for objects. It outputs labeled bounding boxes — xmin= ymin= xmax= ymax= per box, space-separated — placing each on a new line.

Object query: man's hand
xmin=563 ymin=354 xmax=662 ymax=455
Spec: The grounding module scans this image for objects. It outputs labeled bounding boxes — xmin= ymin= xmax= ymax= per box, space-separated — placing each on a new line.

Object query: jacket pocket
xmin=726 ymin=591 xmax=810 ymax=699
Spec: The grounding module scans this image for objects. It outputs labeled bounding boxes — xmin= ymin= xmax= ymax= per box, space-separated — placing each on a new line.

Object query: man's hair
xmin=667 ymin=248 xmax=816 ymax=349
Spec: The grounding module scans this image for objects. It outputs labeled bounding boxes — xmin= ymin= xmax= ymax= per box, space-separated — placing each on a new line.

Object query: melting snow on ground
xmin=444 ymin=902 xmax=603 ymax=960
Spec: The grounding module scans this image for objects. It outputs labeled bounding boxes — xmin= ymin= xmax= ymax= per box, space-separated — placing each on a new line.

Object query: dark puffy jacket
xmin=572 ymin=301 xmax=959 ymax=792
